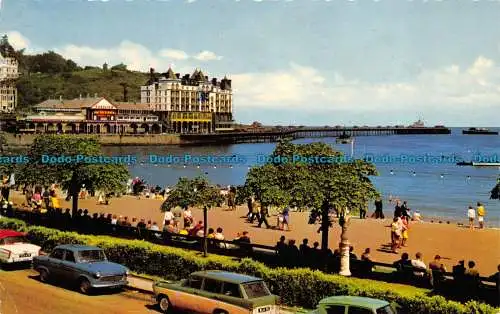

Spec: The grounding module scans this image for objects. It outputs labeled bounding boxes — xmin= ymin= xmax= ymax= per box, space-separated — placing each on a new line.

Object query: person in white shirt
xmin=214 ymin=227 xmax=226 ymax=248
xmin=467 ymin=206 xmax=475 ymax=230
xmin=149 ymin=222 xmax=160 ymax=231
xmin=163 ymin=210 xmax=174 ymax=228
xmin=411 ymin=252 xmax=427 ymax=277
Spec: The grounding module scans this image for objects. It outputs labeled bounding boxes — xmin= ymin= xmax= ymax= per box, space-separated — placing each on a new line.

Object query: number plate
xmin=258 ymin=307 xmax=270 ymax=313
xmin=18 ymin=253 xmax=31 ymax=258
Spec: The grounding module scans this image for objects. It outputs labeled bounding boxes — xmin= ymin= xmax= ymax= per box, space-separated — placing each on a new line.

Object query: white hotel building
xmin=0 ymin=54 xmax=18 ymax=113
xmin=140 ymin=68 xmax=234 ymax=134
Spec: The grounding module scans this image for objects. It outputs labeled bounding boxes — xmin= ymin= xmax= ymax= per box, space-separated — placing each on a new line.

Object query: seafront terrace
xmin=2 ymin=206 xmax=498 ymax=307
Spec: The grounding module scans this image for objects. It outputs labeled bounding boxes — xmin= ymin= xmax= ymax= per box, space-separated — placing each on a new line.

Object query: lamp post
xmin=338 ymin=206 xmax=351 ymax=276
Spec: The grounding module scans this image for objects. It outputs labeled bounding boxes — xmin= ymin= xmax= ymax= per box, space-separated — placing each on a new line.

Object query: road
xmin=0 ymin=268 xmax=160 ymax=314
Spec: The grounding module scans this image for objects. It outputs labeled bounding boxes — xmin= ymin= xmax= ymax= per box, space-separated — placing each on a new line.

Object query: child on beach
xmin=467 ymin=206 xmax=475 ymax=229
xmin=401 ymin=216 xmax=409 ymax=247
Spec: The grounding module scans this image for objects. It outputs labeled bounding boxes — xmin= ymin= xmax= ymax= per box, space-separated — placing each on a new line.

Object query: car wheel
xmin=213 ymin=310 xmax=229 ymax=314
xmin=157 ymin=294 xmax=172 ymax=313
xmin=38 ymin=269 xmax=49 ymax=283
xmin=78 ymin=278 xmax=92 ymax=295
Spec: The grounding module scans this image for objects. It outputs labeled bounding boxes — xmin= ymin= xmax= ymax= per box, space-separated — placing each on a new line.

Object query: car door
xmin=347 ymin=306 xmax=374 ymax=314
xmin=173 ymin=276 xmax=204 ymax=312
xmin=199 ymin=278 xmax=223 ymax=314
xmin=59 ymin=250 xmax=78 ymax=281
xmin=46 ymin=248 xmax=65 ymax=278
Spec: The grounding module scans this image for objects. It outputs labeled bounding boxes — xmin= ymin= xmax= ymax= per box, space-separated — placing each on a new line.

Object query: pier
xmin=181 ymin=126 xmax=451 ymax=144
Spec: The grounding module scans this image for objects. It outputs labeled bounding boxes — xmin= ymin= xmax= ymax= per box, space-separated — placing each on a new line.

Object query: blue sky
xmin=1 ymin=0 xmax=499 ymax=126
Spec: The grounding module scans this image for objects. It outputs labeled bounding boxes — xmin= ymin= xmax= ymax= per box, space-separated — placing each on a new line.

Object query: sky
xmin=0 ymin=0 xmax=499 ymax=126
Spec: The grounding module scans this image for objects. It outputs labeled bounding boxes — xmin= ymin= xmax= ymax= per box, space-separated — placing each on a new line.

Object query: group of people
xmin=21 ymin=184 xmax=61 ymax=212
xmin=246 ymin=196 xmax=291 ymax=231
xmin=467 ymin=202 xmax=487 ymax=229
xmin=389 ymin=200 xmax=413 ymax=253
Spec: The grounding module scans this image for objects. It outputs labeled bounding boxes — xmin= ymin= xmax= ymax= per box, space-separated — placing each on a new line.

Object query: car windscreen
xmin=77 ymin=250 xmax=107 ymax=263
xmin=376 ymin=305 xmax=397 ymax=314
xmin=242 ymin=281 xmax=271 ymax=299
xmin=1 ymin=236 xmax=27 ymax=245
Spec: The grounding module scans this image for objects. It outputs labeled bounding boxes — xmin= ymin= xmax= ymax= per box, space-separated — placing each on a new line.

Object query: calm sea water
xmin=103 ymin=128 xmax=500 ymax=226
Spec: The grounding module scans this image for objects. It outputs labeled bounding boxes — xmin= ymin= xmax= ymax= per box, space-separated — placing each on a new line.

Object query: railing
xmin=1 ymin=207 xmax=497 ymax=306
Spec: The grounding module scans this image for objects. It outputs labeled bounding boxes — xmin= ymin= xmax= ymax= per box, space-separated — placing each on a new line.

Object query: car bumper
xmin=91 ymin=279 xmax=128 ymax=289
xmin=2 ymin=256 xmax=35 ymax=263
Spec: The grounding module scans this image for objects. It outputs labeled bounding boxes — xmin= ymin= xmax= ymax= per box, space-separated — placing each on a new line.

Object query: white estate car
xmin=0 ymin=229 xmax=41 ymax=264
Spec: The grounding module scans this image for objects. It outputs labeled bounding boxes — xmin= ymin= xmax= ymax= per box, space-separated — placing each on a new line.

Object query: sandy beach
xmin=9 ymin=191 xmax=500 ymax=275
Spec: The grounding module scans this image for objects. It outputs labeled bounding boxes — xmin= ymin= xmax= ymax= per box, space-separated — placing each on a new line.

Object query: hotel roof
xmin=35 ymin=98 xmax=153 ymax=111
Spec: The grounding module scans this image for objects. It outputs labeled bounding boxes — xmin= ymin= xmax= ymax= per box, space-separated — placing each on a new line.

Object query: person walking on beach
xmin=374 ymin=197 xmax=384 ymax=219
xmin=394 ymin=200 xmax=402 ymax=218
xmin=257 ymin=205 xmax=270 ymax=228
xmin=467 ymin=206 xmax=475 ymax=229
xmin=391 ymin=217 xmax=402 ymax=253
xmin=476 ymin=202 xmax=486 ymax=229
xmin=281 ymin=207 xmax=290 ymax=231
xmin=401 ymin=216 xmax=409 ymax=247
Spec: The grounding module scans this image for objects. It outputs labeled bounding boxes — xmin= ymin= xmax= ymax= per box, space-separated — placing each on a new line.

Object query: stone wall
xmin=4 ymin=133 xmax=182 ymax=146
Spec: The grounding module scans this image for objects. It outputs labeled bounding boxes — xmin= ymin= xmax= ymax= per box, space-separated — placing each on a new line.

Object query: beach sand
xmin=9 ymin=191 xmax=500 ymax=275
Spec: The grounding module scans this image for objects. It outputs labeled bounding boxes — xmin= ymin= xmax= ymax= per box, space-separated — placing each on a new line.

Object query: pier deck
xmin=181 ymin=126 xmax=451 ymax=144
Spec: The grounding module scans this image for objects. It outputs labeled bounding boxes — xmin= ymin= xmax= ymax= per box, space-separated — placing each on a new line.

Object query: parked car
xmin=307 ymin=296 xmax=397 ymax=314
xmin=32 ymin=244 xmax=129 ymax=294
xmin=153 ymin=270 xmax=280 ymax=314
xmin=0 ymin=229 xmax=41 ymax=265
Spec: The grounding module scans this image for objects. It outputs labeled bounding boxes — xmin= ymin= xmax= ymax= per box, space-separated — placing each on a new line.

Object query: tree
xmin=160 ymin=176 xmax=224 ymax=257
xmin=491 ymin=178 xmax=500 ymax=200
xmin=0 ymin=35 xmax=16 ymax=57
xmin=241 ymin=139 xmax=379 ymax=275
xmin=16 ymin=135 xmax=129 ymax=217
xmin=111 ymin=63 xmax=127 ymax=71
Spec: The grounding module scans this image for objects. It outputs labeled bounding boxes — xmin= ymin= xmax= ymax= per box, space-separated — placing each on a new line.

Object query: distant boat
xmin=462 ymin=128 xmax=498 ymax=135
xmin=409 ymin=119 xmax=425 ymax=128
xmin=336 ymin=132 xmax=353 ymax=144
xmin=472 ymin=162 xmax=500 ymax=167
xmin=456 ymin=161 xmax=473 ymax=166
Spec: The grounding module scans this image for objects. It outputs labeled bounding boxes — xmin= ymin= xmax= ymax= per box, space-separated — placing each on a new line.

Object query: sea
xmin=103 ymin=127 xmax=500 ymax=227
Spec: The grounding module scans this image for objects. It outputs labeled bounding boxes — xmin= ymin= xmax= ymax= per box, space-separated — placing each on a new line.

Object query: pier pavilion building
xmin=140 ymin=67 xmax=234 ymax=134
xmin=18 ymin=96 xmax=162 ymax=134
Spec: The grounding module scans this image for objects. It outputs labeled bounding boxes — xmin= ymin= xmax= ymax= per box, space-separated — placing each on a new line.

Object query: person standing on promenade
xmin=467 ymin=206 xmax=476 ymax=229
xmin=374 ymin=197 xmax=384 ymax=219
xmin=477 ymin=202 xmax=486 ymax=229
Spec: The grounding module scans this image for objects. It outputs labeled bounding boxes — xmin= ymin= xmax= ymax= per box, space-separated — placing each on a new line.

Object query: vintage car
xmin=33 ymin=244 xmax=129 ymax=294
xmin=307 ymin=296 xmax=397 ymax=314
xmin=153 ymin=270 xmax=280 ymax=314
xmin=0 ymin=229 xmax=41 ymax=264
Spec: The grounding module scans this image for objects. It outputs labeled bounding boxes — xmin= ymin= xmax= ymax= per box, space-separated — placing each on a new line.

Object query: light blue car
xmin=307 ymin=296 xmax=397 ymax=314
xmin=33 ymin=244 xmax=129 ymax=294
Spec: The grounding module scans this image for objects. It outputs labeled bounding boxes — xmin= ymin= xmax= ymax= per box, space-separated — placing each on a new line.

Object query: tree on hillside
xmin=241 ymin=139 xmax=379 ymax=275
xmin=161 ymin=176 xmax=224 ymax=257
xmin=111 ymin=63 xmax=127 ymax=71
xmin=16 ymin=136 xmax=129 ymax=217
xmin=0 ymin=35 xmax=16 ymax=57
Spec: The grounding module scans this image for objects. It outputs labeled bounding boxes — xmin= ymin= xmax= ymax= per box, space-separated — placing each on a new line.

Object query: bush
xmin=0 ymin=218 xmax=497 ymax=314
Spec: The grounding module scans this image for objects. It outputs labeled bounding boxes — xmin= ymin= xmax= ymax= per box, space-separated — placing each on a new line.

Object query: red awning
xmin=0 ymin=229 xmax=26 ymax=239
